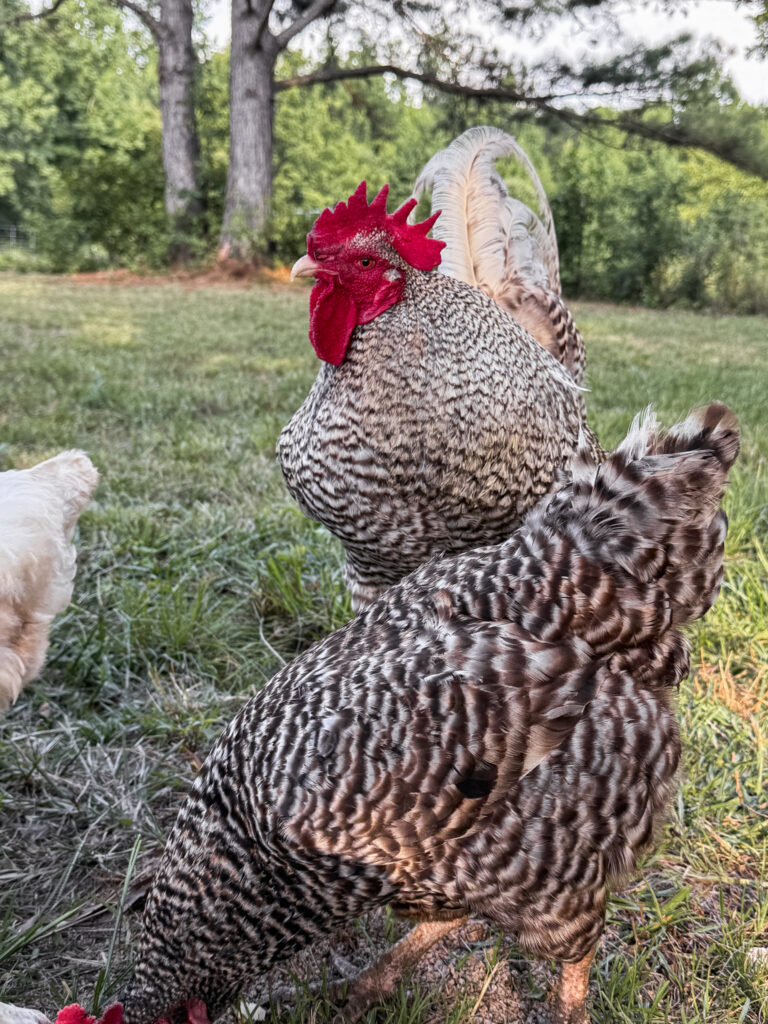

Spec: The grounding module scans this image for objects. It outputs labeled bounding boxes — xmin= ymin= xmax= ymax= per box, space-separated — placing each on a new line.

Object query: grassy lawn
xmin=0 ymin=273 xmax=766 ymax=1022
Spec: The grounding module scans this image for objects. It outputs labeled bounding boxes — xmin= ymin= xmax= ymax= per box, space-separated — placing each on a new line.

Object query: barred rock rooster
xmin=0 ymin=450 xmax=98 ymax=709
xmin=279 ymin=176 xmax=596 ymax=611
xmin=54 ymin=404 xmax=736 ymax=1024
xmin=413 ymin=125 xmax=585 ymax=383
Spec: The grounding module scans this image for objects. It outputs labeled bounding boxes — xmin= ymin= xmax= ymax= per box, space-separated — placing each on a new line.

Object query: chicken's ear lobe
xmin=308 ymin=277 xmax=359 ymax=366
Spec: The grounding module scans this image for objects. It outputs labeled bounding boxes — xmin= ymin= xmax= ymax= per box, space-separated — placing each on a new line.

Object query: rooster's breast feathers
xmin=278 ymin=270 xmax=586 ymax=601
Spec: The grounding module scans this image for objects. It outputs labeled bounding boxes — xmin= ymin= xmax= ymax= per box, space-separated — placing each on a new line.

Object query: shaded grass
xmin=0 ymin=276 xmax=766 ymax=1021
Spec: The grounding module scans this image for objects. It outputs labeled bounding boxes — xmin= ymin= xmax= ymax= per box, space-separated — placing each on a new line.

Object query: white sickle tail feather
xmin=413 ymin=125 xmax=560 ymax=294
xmin=413 ymin=125 xmax=584 ymax=382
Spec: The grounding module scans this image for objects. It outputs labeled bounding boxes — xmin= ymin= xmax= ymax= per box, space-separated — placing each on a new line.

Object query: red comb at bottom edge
xmin=55 ymin=1006 xmax=123 ymax=1024
xmin=54 ymin=1002 xmax=203 ymax=1024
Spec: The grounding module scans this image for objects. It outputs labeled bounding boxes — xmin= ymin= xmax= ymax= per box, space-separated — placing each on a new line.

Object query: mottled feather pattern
xmin=121 ymin=404 xmax=737 ymax=1022
xmin=279 ymin=267 xmax=592 ymax=611
xmin=492 ymin=283 xmax=585 ymax=388
xmin=412 ymin=126 xmax=585 ymax=381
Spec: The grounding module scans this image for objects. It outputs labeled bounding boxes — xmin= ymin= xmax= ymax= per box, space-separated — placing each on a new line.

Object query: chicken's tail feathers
xmin=647 ymin=401 xmax=739 ymax=469
xmin=570 ymin=401 xmax=739 ymax=486
xmin=412 ymin=125 xmax=560 ymax=296
xmin=412 ymin=126 xmax=588 ymax=383
xmin=545 ymin=403 xmax=739 ymax=644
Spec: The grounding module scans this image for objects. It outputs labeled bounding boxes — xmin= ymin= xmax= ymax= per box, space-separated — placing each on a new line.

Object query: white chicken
xmin=0 ymin=1003 xmax=51 ymax=1024
xmin=0 ymin=449 xmax=98 ymax=709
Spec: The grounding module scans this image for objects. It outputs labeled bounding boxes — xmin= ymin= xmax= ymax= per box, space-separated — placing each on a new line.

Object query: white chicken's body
xmin=0 ymin=450 xmax=98 ymax=709
xmin=0 ymin=1003 xmax=51 ymax=1024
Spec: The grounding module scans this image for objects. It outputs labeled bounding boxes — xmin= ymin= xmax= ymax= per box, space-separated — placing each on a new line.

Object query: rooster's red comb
xmin=55 ymin=1006 xmax=123 ymax=1024
xmin=308 ymin=181 xmax=444 ymax=271
xmin=55 ymin=1009 xmax=93 ymax=1024
xmin=54 ymin=1000 xmax=205 ymax=1024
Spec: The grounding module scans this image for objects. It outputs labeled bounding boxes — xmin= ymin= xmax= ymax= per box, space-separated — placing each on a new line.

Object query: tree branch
xmin=112 ymin=0 xmax=162 ymax=39
xmin=9 ymin=0 xmax=69 ymax=25
xmin=275 ymin=62 xmax=768 ymax=180
xmin=275 ymin=63 xmax=549 ymax=103
xmin=551 ymin=105 xmax=768 ymax=178
xmin=273 ymin=0 xmax=338 ymax=50
xmin=254 ymin=0 xmax=277 ymax=48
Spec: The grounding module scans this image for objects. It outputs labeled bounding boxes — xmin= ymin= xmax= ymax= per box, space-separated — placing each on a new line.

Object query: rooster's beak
xmin=290 ymin=254 xmax=321 ymax=281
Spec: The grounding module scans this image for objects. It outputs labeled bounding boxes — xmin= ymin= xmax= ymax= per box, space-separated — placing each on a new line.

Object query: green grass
xmin=0 ymin=274 xmax=766 ymax=1022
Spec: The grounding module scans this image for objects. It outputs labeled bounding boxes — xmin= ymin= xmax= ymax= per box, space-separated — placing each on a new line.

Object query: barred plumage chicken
xmin=279 ymin=179 xmax=596 ymax=611
xmin=70 ymin=403 xmax=736 ymax=1024
xmin=413 ymin=126 xmax=585 ymax=383
xmin=0 ymin=450 xmax=98 ymax=709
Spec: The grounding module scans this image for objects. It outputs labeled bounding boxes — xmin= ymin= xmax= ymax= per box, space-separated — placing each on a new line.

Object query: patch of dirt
xmin=243 ymin=914 xmax=558 ymax=1023
xmin=694 ymin=659 xmax=767 ymax=720
xmin=63 ymin=264 xmax=297 ymax=291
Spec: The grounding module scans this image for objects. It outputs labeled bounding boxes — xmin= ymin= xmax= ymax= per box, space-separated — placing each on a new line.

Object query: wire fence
xmin=0 ymin=225 xmax=36 ymax=250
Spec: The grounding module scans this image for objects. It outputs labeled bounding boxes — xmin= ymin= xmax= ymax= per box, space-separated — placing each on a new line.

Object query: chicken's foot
xmin=334 ymin=916 xmax=468 ymax=1021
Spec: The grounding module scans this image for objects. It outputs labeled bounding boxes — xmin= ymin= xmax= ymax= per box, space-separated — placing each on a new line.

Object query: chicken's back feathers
xmin=123 ymin=405 xmax=735 ymax=1022
xmin=0 ymin=1002 xmax=51 ymax=1024
xmin=413 ymin=126 xmax=584 ymax=382
xmin=0 ymin=450 xmax=98 ymax=708
xmin=561 ymin=402 xmax=738 ymax=631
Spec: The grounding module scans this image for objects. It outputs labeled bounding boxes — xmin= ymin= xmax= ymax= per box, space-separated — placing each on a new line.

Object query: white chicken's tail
xmin=413 ymin=125 xmax=584 ymax=383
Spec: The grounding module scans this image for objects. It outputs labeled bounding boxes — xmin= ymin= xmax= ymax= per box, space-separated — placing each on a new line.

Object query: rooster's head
xmin=291 ymin=180 xmax=444 ymax=365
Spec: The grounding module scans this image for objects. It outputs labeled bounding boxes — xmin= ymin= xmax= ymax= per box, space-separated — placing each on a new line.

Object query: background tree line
xmin=1 ymin=0 xmax=767 ymax=312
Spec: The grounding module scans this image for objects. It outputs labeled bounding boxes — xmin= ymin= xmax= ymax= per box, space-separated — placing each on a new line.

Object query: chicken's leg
xmin=552 ymin=948 xmax=595 ymax=1024
xmin=336 ymin=916 xmax=468 ymax=1020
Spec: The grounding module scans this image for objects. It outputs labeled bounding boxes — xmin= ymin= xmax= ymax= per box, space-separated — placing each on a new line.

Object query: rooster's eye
xmin=359 ymin=257 xmax=374 ymax=268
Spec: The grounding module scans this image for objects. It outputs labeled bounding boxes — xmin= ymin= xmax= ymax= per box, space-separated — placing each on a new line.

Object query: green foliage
xmin=548 ymin=129 xmax=686 ymax=303
xmin=0 ymin=0 xmax=166 ymax=270
xmin=3 ymin=2 xmax=768 ymax=309
xmin=541 ymin=123 xmax=768 ymax=313
xmin=270 ymin=53 xmax=444 ymax=257
xmin=658 ymin=150 xmax=768 ymax=313
xmin=193 ymin=48 xmax=448 ymax=260
xmin=196 ymin=48 xmax=229 ymax=239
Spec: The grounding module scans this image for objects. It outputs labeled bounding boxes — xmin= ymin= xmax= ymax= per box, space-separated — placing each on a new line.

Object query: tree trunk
xmin=157 ymin=0 xmax=201 ymax=262
xmin=219 ymin=0 xmax=277 ymax=263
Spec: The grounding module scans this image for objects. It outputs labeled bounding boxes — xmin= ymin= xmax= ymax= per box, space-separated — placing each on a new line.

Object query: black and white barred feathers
xmin=279 ymin=267 xmax=598 ymax=611
xmin=120 ymin=404 xmax=738 ymax=1022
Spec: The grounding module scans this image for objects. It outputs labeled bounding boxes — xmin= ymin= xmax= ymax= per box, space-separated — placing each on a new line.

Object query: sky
xmin=204 ymin=0 xmax=768 ymax=105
